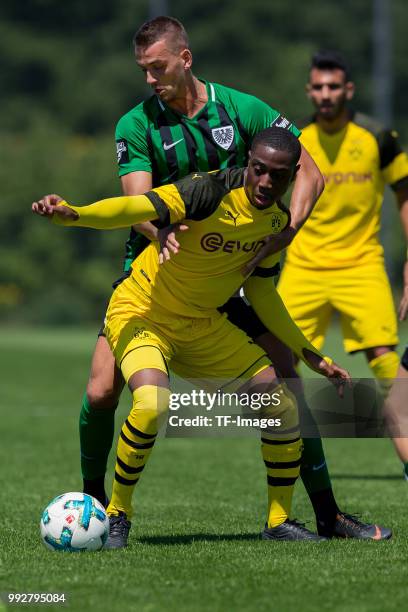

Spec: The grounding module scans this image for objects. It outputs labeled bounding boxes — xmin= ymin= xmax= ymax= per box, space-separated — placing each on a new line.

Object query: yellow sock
xmin=369 ymin=351 xmax=399 ymax=397
xmin=256 ymin=383 xmax=302 ymax=527
xmin=107 ymin=385 xmax=170 ymax=518
xmin=262 ymin=435 xmax=303 ymax=527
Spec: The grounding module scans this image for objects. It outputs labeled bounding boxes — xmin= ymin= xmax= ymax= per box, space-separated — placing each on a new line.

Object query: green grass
xmin=1 ymin=326 xmax=407 ymax=612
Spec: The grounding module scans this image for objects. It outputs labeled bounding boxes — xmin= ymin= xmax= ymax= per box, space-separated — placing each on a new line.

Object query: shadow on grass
xmin=137 ymin=533 xmax=261 ymax=545
xmin=331 ymin=474 xmax=402 ymax=480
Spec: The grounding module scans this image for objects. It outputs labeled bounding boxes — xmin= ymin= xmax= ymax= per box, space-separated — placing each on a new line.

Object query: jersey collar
xmin=154 ymin=79 xmax=216 ymax=119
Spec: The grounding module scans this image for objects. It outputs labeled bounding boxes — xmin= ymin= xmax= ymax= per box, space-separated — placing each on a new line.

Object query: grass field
xmin=1 ymin=325 xmax=407 ymax=612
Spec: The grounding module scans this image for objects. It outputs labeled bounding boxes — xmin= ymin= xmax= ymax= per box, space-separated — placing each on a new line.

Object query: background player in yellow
xmin=277 ymin=50 xmax=408 ymax=471
xmin=32 ymin=127 xmax=351 ymax=547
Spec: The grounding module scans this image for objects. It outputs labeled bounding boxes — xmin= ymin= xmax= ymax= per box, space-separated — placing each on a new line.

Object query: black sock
xmin=83 ymin=476 xmax=108 ymax=507
xmin=310 ymin=487 xmax=339 ymax=534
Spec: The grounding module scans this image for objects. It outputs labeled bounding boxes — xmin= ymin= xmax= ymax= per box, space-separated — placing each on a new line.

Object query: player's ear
xmin=181 ymin=48 xmax=193 ymax=70
xmin=345 ymin=81 xmax=355 ymax=101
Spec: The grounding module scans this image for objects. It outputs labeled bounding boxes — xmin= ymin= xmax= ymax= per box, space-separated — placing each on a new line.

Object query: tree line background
xmin=2 ymin=0 xmax=408 ymax=325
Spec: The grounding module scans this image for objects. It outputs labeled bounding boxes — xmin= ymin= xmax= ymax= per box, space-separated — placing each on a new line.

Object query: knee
xmin=365 ymin=346 xmax=394 ymax=361
xmin=260 ymin=384 xmax=299 ymax=433
xmin=278 ymin=386 xmax=299 ymax=432
xmin=86 ymin=378 xmax=122 ymax=410
xmin=131 ymin=385 xmax=171 ymax=432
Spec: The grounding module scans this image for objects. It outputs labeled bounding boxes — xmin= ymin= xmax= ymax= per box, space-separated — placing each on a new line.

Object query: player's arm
xmin=31 ymin=185 xmax=186 ymax=229
xmin=243 ymin=274 xmax=350 ymax=393
xmin=235 ymin=95 xmax=324 ymax=275
xmin=244 ymin=272 xmax=324 ymax=368
xmin=121 ymin=171 xmax=189 ymax=262
xmin=244 ymin=94 xmax=325 ymax=231
xmin=290 ymin=143 xmax=324 ymax=232
xmin=244 ymin=144 xmax=323 ymax=278
xmin=397 ymin=190 xmax=408 ymax=320
xmin=241 ymin=143 xmax=323 ymax=276
xmin=116 ymin=112 xmax=164 ymax=241
xmin=120 ymin=170 xmax=159 ymax=240
xmin=32 ymin=194 xmax=160 ymax=227
xmin=116 ymin=114 xmax=188 ymax=258
xmin=379 ymin=127 xmax=408 ymax=320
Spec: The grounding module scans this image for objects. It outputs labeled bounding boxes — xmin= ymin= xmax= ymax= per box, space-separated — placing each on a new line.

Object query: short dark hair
xmin=133 ymin=16 xmax=189 ymax=52
xmin=251 ymin=127 xmax=301 ymax=165
xmin=311 ymin=49 xmax=351 ymax=80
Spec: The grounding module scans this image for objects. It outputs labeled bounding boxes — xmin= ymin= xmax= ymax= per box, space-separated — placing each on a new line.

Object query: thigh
xmin=87 ymin=335 xmax=125 ymax=402
xmin=332 ymin=263 xmax=399 ymax=353
xmin=277 ymin=264 xmax=332 ymax=350
xmin=113 ymin=317 xmax=174 ymax=379
xmin=172 ymin=313 xmax=271 ymax=389
xmin=104 ymin=277 xmax=174 ymax=369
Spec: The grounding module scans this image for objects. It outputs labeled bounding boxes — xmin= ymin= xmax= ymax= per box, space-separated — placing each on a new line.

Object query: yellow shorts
xmin=277 ymin=261 xmax=398 ymax=353
xmin=105 ymin=275 xmax=271 ymax=387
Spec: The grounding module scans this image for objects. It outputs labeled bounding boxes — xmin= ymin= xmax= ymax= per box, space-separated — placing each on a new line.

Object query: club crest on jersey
xmin=348 ymin=146 xmax=363 ymax=160
xmin=116 ymin=139 xmax=129 ymax=164
xmin=133 ymin=327 xmax=151 ymax=340
xmin=212 ymin=126 xmax=234 ymax=150
xmin=270 ymin=212 xmax=285 ymax=234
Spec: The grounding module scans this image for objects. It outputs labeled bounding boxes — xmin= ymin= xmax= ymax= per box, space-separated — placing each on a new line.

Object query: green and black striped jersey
xmin=115 ymin=79 xmax=300 ymax=270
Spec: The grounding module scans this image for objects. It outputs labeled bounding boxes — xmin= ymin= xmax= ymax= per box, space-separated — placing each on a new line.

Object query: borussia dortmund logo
xmin=348 ymin=147 xmax=363 ymax=160
xmin=270 ymin=212 xmax=284 ymax=234
xmin=134 ymin=327 xmax=151 ymax=340
xmin=212 ymin=126 xmax=234 ymax=150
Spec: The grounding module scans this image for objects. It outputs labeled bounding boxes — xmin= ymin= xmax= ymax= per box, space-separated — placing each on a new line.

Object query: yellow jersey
xmin=56 ymin=167 xmax=287 ymax=318
xmin=55 ymin=168 xmax=327 ymax=368
xmin=131 ymin=168 xmax=287 ymax=318
xmin=286 ymin=113 xmax=408 ymax=269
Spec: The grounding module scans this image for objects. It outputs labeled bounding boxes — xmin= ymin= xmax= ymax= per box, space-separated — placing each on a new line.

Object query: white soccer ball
xmin=40 ymin=492 xmax=109 ymax=552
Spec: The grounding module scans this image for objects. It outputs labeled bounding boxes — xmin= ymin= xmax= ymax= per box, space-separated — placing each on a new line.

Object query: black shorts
xmin=219 ymin=296 xmax=268 ymax=340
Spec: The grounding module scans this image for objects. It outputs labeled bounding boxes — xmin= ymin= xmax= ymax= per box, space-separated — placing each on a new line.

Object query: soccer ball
xmin=40 ymin=492 xmax=109 ymax=552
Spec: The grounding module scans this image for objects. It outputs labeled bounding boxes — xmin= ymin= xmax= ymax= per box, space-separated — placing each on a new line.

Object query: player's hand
xmin=32 ymin=194 xmax=78 ymax=221
xmin=158 ymin=223 xmax=189 ymax=264
xmin=303 ymin=349 xmax=351 ymax=398
xmin=241 ymin=226 xmax=297 ymax=276
xmin=398 ymin=262 xmax=408 ymax=320
xmin=318 ymin=359 xmax=351 ymax=398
